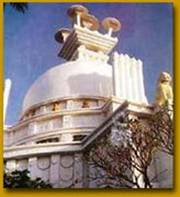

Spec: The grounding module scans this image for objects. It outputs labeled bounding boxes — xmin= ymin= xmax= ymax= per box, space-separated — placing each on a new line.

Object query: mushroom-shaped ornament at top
xmin=80 ymin=13 xmax=99 ymax=31
xmin=102 ymin=17 xmax=121 ymax=36
xmin=67 ymin=5 xmax=89 ymax=26
xmin=54 ymin=28 xmax=71 ymax=43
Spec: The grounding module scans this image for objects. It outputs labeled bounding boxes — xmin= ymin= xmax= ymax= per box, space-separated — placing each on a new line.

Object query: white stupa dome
xmin=22 ymin=60 xmax=113 ymax=113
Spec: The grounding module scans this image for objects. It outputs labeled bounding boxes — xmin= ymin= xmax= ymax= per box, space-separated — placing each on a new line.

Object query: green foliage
xmin=4 ymin=169 xmax=52 ymax=188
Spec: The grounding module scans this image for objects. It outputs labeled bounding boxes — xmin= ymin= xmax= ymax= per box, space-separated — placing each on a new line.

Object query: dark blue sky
xmin=4 ymin=3 xmax=173 ymax=125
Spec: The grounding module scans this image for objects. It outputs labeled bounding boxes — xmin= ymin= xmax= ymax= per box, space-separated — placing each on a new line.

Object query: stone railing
xmin=20 ymin=96 xmax=106 ymax=122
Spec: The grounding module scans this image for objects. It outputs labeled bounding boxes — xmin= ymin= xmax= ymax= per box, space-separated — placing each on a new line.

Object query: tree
xmin=150 ymin=104 xmax=173 ymax=155
xmin=4 ymin=3 xmax=28 ymax=13
xmin=4 ymin=169 xmax=52 ymax=188
xmin=85 ymin=104 xmax=173 ymax=188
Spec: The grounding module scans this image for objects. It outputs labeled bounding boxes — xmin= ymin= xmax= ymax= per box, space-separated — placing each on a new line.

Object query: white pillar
xmin=128 ymin=58 xmax=134 ymax=101
xmin=112 ymin=52 xmax=148 ymax=104
xmin=129 ymin=58 xmax=134 ymax=101
xmin=108 ymin=28 xmax=113 ymax=37
xmin=119 ymin=54 xmax=126 ymax=99
xmin=76 ymin=14 xmax=81 ymax=26
xmin=123 ymin=54 xmax=128 ymax=99
xmin=112 ymin=52 xmax=120 ymax=97
xmin=131 ymin=58 xmax=139 ymax=102
xmin=137 ymin=60 xmax=147 ymax=103
xmin=4 ymin=79 xmax=12 ymax=124
xmin=124 ymin=54 xmax=131 ymax=100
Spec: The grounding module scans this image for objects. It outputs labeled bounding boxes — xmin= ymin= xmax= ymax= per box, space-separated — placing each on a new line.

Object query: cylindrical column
xmin=124 ymin=54 xmax=131 ymax=101
xmin=138 ymin=60 xmax=147 ymax=103
xmin=128 ymin=58 xmax=133 ymax=101
xmin=131 ymin=58 xmax=139 ymax=102
xmin=119 ymin=54 xmax=126 ymax=99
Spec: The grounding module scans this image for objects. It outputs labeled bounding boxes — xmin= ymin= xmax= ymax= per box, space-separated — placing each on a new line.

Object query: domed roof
xmin=22 ymin=60 xmax=113 ymax=113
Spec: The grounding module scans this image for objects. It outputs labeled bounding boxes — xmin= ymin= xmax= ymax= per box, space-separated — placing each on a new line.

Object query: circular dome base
xmin=22 ymin=60 xmax=113 ymax=114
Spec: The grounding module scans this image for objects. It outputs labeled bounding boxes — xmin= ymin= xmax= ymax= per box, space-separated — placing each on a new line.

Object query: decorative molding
xmin=37 ymin=157 xmax=50 ymax=170
xmin=60 ymin=155 xmax=74 ymax=168
xmin=11 ymin=127 xmax=94 ymax=146
xmin=59 ymin=25 xmax=118 ymax=61
xmin=59 ymin=155 xmax=74 ymax=182
xmin=4 ymin=142 xmax=82 ymax=159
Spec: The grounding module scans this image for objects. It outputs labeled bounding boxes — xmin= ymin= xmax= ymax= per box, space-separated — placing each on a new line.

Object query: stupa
xmin=4 ymin=5 xmax=172 ymax=188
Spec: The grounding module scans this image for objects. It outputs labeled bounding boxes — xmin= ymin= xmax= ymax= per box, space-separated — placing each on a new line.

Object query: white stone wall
xmin=5 ymin=152 xmax=89 ymax=188
xmin=149 ymin=151 xmax=173 ymax=188
xmin=5 ymin=99 xmax=107 ymax=146
xmin=71 ymin=114 xmax=104 ymax=128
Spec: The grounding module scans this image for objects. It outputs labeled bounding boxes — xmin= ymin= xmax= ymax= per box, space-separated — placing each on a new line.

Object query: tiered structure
xmin=4 ymin=5 xmax=172 ymax=188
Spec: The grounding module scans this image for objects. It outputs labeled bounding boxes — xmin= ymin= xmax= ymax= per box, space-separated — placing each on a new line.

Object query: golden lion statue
xmin=155 ymin=72 xmax=173 ymax=106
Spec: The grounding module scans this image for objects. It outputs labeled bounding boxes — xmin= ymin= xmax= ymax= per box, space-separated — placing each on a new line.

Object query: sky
xmin=4 ymin=3 xmax=173 ymax=125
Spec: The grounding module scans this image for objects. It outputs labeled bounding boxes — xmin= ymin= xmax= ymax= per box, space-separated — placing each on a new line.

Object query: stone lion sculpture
xmin=155 ymin=72 xmax=173 ymax=106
